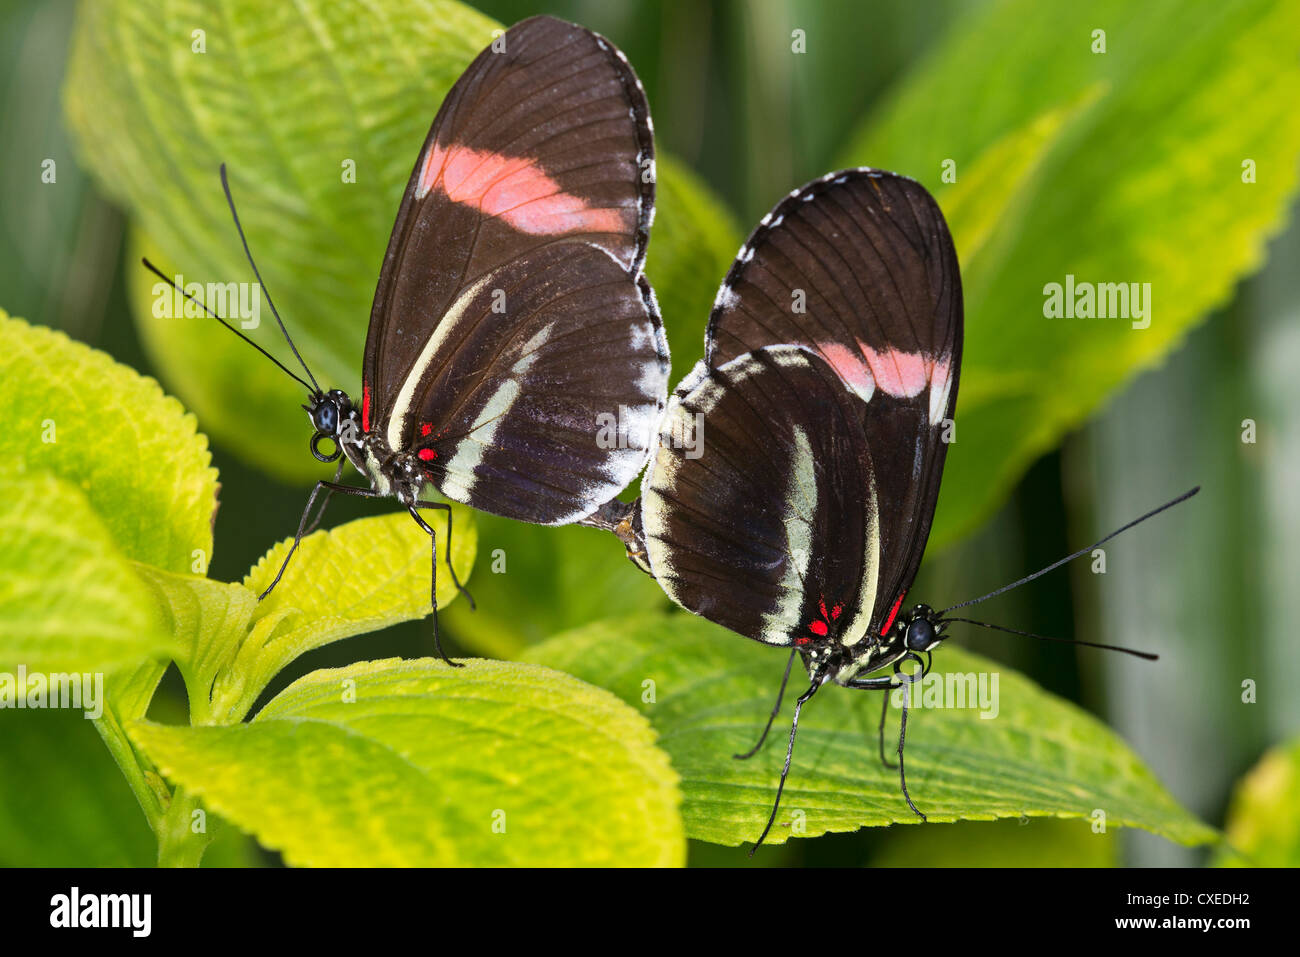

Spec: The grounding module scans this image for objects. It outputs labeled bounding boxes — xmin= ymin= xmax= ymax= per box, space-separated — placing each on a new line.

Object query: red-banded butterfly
xmin=606 ymin=168 xmax=1197 ymax=850
xmin=146 ymin=16 xmax=668 ymax=663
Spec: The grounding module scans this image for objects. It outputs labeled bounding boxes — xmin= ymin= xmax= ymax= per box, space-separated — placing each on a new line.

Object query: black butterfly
xmin=149 ymin=16 xmax=668 ymax=662
xmin=606 ymin=169 xmax=1195 ymax=849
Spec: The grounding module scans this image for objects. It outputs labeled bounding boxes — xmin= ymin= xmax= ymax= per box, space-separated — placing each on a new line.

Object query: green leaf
xmin=0 ymin=471 xmax=172 ymax=674
xmin=443 ymin=515 xmax=666 ymax=659
xmin=131 ymin=658 xmax=684 ymax=866
xmin=839 ymin=0 xmax=1300 ymax=549
xmin=646 ymin=155 xmax=746 ymax=379
xmin=133 ymin=566 xmax=256 ymax=724
xmin=65 ymin=0 xmax=498 ymax=482
xmin=869 ymin=817 xmax=1118 ymax=868
xmin=522 ymin=613 xmax=1216 ymax=848
xmin=1213 ymin=737 xmax=1300 ymax=867
xmin=214 ymin=510 xmax=476 ymax=721
xmin=0 ymin=312 xmax=217 ymax=572
xmin=937 ymin=83 xmax=1105 ymax=285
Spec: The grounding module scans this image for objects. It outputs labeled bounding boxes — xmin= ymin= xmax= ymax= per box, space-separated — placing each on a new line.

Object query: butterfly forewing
xmin=642 ymin=346 xmax=880 ymax=648
xmin=705 ymin=170 xmax=962 ymax=635
xmin=363 ymin=16 xmax=664 ymax=524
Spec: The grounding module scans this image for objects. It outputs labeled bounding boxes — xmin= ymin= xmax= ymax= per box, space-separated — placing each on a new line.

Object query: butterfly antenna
xmin=219 ymin=163 xmax=322 ymax=396
xmin=939 ymin=486 xmax=1200 ymax=615
xmin=942 ymin=617 xmax=1158 ymax=661
xmin=140 ymin=258 xmax=316 ymax=394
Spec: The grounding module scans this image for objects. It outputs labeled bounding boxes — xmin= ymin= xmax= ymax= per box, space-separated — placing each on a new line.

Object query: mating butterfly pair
xmin=156 ymin=16 xmax=1194 ymax=851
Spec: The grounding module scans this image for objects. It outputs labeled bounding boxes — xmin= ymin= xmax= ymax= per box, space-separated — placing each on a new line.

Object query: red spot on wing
xmin=830 ymin=603 xmax=843 ymax=620
xmin=880 ymin=591 xmax=908 ymax=636
xmin=361 ymin=384 xmax=372 ymax=433
xmin=416 ymin=142 xmax=629 ymax=235
xmin=809 ymin=619 xmax=828 ymax=637
xmin=818 ymin=597 xmax=828 ymax=619
xmin=418 ymin=448 xmax=437 ymax=462
xmin=795 ymin=637 xmax=811 ymax=646
xmin=420 ymin=423 xmax=433 ymax=437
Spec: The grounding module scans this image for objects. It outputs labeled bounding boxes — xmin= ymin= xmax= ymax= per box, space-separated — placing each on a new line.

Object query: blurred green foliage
xmin=1214 ymin=737 xmax=1300 ymax=867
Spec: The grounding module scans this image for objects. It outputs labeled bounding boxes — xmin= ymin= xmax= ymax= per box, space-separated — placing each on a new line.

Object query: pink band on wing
xmin=862 ymin=344 xmax=929 ymax=398
xmin=817 ymin=341 xmax=952 ymax=421
xmin=416 ymin=142 xmax=628 ymax=235
xmin=818 ymin=341 xmax=876 ymax=403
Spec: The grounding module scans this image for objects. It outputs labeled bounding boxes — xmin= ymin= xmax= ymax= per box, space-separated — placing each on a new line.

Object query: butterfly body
xmin=305 ymin=389 xmax=419 ymax=504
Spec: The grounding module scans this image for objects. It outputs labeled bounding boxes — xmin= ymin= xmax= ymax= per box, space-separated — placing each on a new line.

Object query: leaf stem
xmin=156 ymin=787 xmax=212 ymax=868
xmin=93 ymin=712 xmax=165 ymax=830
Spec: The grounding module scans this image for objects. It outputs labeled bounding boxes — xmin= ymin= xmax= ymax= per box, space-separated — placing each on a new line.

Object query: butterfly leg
xmin=844 ymin=673 xmax=898 ymax=769
xmin=302 ymin=460 xmax=346 ymax=536
xmin=407 ymin=504 xmax=463 ymax=669
xmin=877 ymin=692 xmax=898 ymax=770
xmin=894 ymin=654 xmax=927 ymax=822
xmin=750 ymin=678 xmax=821 ymax=856
xmin=414 ymin=500 xmax=476 ymax=611
xmin=260 ymin=480 xmax=382 ymax=601
xmin=734 ymin=650 xmax=797 ymax=760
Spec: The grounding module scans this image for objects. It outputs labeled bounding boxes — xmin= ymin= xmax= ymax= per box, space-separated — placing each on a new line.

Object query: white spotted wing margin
xmin=642 ymin=346 xmax=881 ymax=648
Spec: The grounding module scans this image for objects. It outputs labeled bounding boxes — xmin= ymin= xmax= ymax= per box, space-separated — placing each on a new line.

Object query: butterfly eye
xmin=905 ymin=618 xmax=938 ymax=652
xmin=315 ymin=401 xmax=339 ymax=434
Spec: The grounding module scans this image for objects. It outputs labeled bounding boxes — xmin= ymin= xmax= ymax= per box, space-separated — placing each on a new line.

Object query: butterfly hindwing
xmin=405 ymin=246 xmax=664 ymax=525
xmin=642 ymin=346 xmax=880 ymax=648
xmin=363 ymin=16 xmax=664 ymax=524
xmin=705 ymin=169 xmax=962 ymax=634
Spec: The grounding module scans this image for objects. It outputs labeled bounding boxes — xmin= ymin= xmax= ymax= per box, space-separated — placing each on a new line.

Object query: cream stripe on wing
xmin=438 ymin=324 xmax=553 ymax=503
xmin=838 ymin=462 xmax=879 ymax=647
xmin=759 ymin=424 xmax=816 ymax=645
xmin=386 ymin=273 xmax=494 ymax=451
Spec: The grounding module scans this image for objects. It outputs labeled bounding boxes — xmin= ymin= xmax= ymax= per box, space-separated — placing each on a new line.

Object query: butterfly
xmin=599 ymin=168 xmax=1195 ymax=849
xmin=148 ymin=16 xmax=669 ymax=662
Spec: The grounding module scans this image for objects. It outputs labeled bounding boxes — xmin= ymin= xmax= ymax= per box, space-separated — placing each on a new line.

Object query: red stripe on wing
xmin=417 ymin=142 xmax=629 ymax=235
xmin=880 ymin=590 xmax=908 ymax=636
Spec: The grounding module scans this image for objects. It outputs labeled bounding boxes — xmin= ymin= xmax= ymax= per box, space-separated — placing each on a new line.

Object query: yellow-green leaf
xmin=0 ymin=312 xmax=217 ymax=573
xmin=131 ymin=658 xmax=684 ymax=866
xmin=1214 ymin=737 xmax=1300 ymax=867
xmin=523 ymin=613 xmax=1216 ymax=849
xmin=216 ymin=510 xmax=475 ymax=720
xmin=0 ymin=471 xmax=172 ymax=675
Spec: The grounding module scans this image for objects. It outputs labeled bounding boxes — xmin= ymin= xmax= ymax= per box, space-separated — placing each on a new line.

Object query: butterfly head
xmin=901 ymin=605 xmax=946 ymax=653
xmin=840 ymin=604 xmax=948 ymax=677
xmin=304 ymin=389 xmax=357 ymax=463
